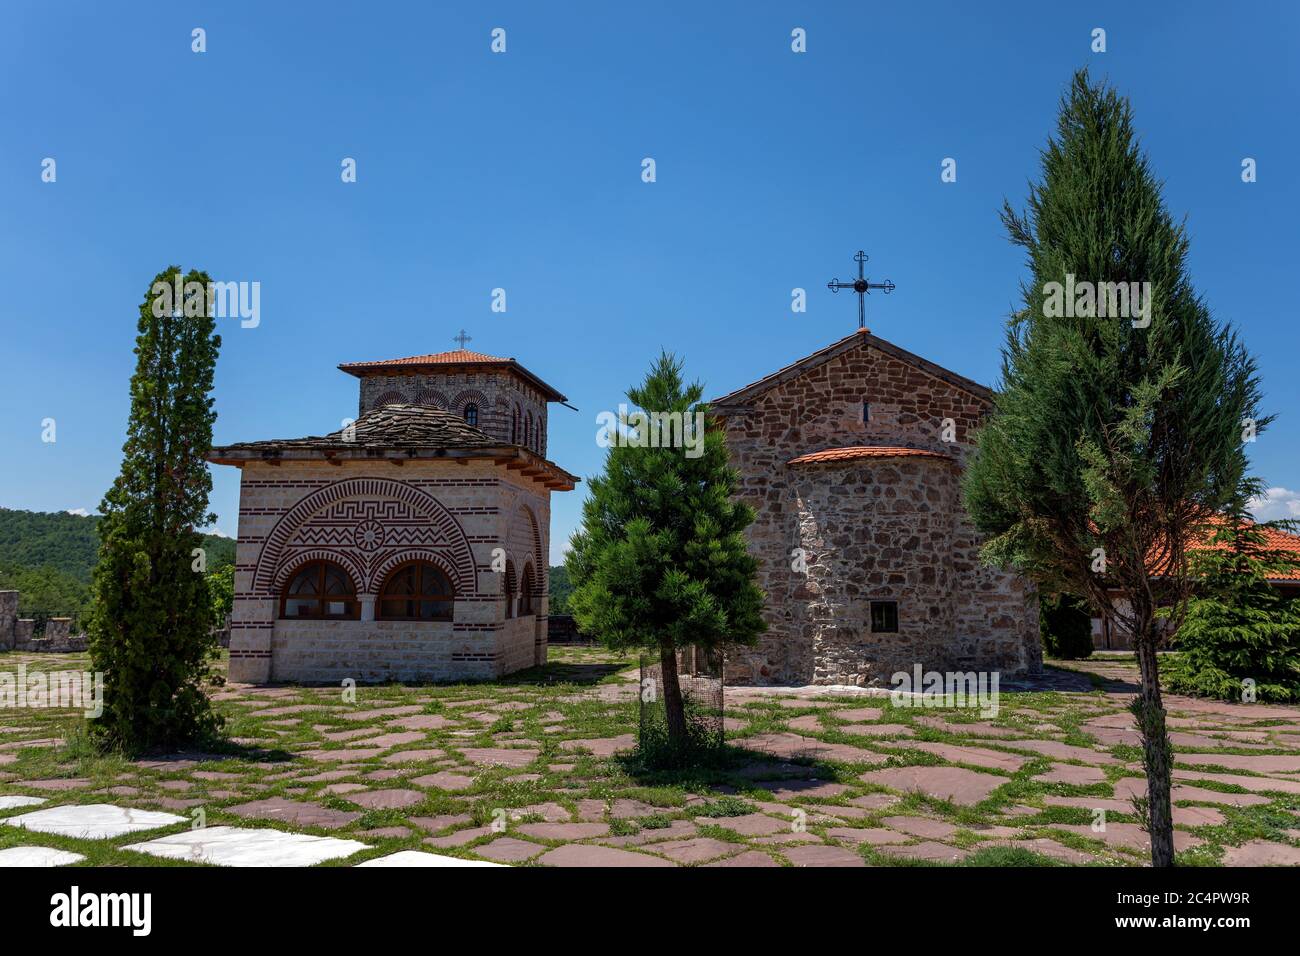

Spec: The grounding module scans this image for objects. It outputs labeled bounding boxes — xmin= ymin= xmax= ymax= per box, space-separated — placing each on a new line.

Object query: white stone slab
xmin=2 ymin=803 xmax=185 ymax=839
xmin=355 ymin=850 xmax=503 ymax=868
xmin=0 ymin=845 xmax=85 ymax=867
xmin=123 ymin=825 xmax=369 ymax=867
xmin=0 ymin=795 xmax=47 ymax=810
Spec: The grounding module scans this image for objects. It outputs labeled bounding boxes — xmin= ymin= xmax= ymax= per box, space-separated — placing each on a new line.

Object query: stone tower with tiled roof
xmin=209 ymin=350 xmax=575 ymax=685
xmin=339 ymin=348 xmax=564 ymax=458
xmin=710 ymin=329 xmax=1042 ymax=687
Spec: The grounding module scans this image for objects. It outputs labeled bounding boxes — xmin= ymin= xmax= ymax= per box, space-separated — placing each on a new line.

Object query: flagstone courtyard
xmin=1 ymin=647 xmax=1298 ymax=867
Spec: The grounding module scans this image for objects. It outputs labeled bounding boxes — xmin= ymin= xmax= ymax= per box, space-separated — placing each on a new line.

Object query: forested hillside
xmin=0 ymin=507 xmax=235 ymax=621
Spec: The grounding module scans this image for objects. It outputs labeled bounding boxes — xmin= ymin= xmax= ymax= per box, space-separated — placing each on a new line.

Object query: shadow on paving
xmin=612 ymin=742 xmax=846 ymax=793
xmin=496 ymin=660 xmax=628 ymax=687
xmin=131 ymin=740 xmax=295 ymax=767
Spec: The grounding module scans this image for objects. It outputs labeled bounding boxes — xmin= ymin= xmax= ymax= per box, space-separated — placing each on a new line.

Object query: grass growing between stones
xmin=0 ymin=647 xmax=1297 ymax=866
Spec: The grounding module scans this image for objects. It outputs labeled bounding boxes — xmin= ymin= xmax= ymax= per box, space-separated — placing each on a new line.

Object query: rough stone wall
xmin=228 ymin=459 xmax=553 ymax=684
xmin=796 ymin=458 xmax=960 ymax=685
xmin=357 ymin=369 xmax=549 ymax=456
xmin=14 ymin=620 xmax=34 ymax=646
xmin=718 ymin=338 xmax=1040 ymax=686
xmin=0 ymin=591 xmax=16 ymax=650
xmin=0 ymin=595 xmax=87 ymax=652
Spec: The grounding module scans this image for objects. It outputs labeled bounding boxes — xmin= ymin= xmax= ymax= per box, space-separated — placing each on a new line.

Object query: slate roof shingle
xmin=214 ymin=403 xmax=498 ymax=452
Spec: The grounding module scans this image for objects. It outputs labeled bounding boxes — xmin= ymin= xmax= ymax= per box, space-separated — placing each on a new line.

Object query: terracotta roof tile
xmin=337 ymin=349 xmax=567 ymax=402
xmin=1189 ymin=518 xmax=1300 ymax=582
xmin=787 ymin=446 xmax=954 ymax=466
xmin=338 ymin=349 xmax=507 ymax=368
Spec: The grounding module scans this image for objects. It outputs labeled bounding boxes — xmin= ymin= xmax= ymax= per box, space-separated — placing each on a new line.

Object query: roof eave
xmin=708 ymin=329 xmax=994 ymax=408
xmin=337 ymin=359 xmax=567 ymax=403
xmin=206 ymin=445 xmax=579 ymax=490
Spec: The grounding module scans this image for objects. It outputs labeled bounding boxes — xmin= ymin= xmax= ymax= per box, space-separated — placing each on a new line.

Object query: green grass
xmin=1 ymin=646 xmax=1296 ymax=867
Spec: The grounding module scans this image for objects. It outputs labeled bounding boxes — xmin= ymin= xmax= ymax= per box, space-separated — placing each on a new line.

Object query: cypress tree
xmin=963 ymin=71 xmax=1265 ymax=866
xmin=88 ymin=266 xmax=224 ymax=750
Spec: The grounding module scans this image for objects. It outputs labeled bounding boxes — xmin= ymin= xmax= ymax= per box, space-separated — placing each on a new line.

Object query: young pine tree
xmin=1165 ymin=491 xmax=1300 ymax=702
xmin=566 ymin=353 xmax=765 ymax=757
xmin=88 ymin=267 xmax=224 ymax=751
xmin=963 ymin=71 xmax=1264 ymax=866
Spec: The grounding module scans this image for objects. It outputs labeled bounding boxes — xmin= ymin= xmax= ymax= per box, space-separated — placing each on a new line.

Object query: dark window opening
xmin=378 ymin=561 xmax=455 ymax=621
xmin=464 ymin=403 xmax=478 ymax=427
xmin=870 ymin=600 xmax=898 ymax=633
xmin=281 ymin=561 xmax=359 ymax=620
xmin=862 ymin=400 xmax=870 ymax=423
xmin=503 ymin=560 xmax=517 ymax=619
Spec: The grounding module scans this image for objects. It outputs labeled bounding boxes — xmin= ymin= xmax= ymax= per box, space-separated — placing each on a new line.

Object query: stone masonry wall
xmin=229 ymin=460 xmax=552 ymax=684
xmin=358 ymin=369 xmax=549 ymax=456
xmin=0 ymin=593 xmax=88 ymax=652
xmin=719 ymin=337 xmax=1040 ymax=686
xmin=0 ymin=591 xmax=16 ymax=650
xmin=795 ymin=458 xmax=960 ymax=685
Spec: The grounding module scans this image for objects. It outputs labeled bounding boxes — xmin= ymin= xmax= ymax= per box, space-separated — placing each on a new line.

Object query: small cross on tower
xmin=827 ymin=250 xmax=895 ymax=330
xmin=453 ymin=329 xmax=473 ymax=349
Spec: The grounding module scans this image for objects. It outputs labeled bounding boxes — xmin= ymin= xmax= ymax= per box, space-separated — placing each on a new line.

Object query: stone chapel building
xmin=710 ymin=328 xmax=1042 ymax=687
xmin=209 ymin=349 xmax=576 ymax=684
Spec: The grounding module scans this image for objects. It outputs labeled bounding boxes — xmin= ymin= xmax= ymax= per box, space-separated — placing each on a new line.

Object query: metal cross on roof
xmin=453 ymin=329 xmax=472 ymax=349
xmin=827 ymin=250 xmax=895 ymax=329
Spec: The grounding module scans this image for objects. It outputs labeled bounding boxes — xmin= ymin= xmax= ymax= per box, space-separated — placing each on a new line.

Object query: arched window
xmin=503 ymin=560 xmax=516 ymax=619
xmin=464 ymin=403 xmax=478 ymax=427
xmin=281 ymin=561 xmax=358 ymax=619
xmin=519 ymin=562 xmax=535 ymax=616
xmin=378 ymin=561 xmax=455 ymax=621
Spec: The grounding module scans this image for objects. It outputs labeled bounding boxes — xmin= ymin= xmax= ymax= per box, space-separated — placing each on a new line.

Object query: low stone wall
xmin=0 ymin=591 xmax=16 ymax=650
xmin=0 ymin=595 xmax=89 ymax=652
xmin=16 ymin=617 xmax=89 ymax=653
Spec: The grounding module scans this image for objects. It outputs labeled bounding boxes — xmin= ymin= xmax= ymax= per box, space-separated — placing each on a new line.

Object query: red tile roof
xmin=340 ymin=348 xmax=507 ymax=368
xmin=1189 ymin=519 xmax=1300 ymax=582
xmin=337 ymin=349 xmax=566 ymax=401
xmin=787 ymin=446 xmax=955 ymax=466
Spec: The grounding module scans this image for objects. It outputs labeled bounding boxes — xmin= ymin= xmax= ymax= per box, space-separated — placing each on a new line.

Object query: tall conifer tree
xmin=964 ymin=71 xmax=1264 ymax=866
xmin=88 ymin=266 xmax=224 ymax=750
xmin=566 ymin=353 xmax=765 ymax=758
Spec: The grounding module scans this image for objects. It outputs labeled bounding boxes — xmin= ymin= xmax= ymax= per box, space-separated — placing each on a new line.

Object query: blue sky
xmin=2 ymin=1 xmax=1297 ymax=563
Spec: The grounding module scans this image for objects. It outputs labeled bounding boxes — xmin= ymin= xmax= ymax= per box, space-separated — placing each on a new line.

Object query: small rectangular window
xmin=870 ymin=600 xmax=898 ymax=633
xmin=862 ymin=400 xmax=870 ymax=423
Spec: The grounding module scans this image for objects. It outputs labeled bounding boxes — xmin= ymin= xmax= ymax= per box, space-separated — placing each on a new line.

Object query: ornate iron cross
xmin=453 ymin=329 xmax=472 ymax=348
xmin=827 ymin=250 xmax=895 ymax=329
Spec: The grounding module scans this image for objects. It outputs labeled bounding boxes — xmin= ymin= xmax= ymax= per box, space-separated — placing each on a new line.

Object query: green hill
xmin=0 ymin=508 xmax=235 ymax=621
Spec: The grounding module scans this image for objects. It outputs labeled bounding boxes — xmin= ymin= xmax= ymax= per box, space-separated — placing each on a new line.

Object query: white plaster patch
xmin=123 ymin=825 xmax=369 ymax=867
xmin=355 ymin=849 xmax=503 ymax=867
xmin=0 ymin=795 xmax=48 ymax=810
xmin=2 ymin=803 xmax=185 ymax=839
xmin=0 ymin=845 xmax=85 ymax=867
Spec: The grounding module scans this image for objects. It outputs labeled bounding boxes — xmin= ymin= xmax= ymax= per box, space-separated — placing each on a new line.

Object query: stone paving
xmin=0 ymin=647 xmax=1298 ymax=866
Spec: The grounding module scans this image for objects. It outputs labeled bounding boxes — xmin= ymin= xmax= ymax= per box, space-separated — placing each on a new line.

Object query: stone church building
xmin=711 ymin=328 xmax=1042 ymax=687
xmin=209 ymin=349 xmax=577 ymax=684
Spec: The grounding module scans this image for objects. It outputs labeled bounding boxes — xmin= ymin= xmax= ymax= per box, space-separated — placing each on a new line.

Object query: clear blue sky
xmin=2 ymin=1 xmax=1297 ymax=563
